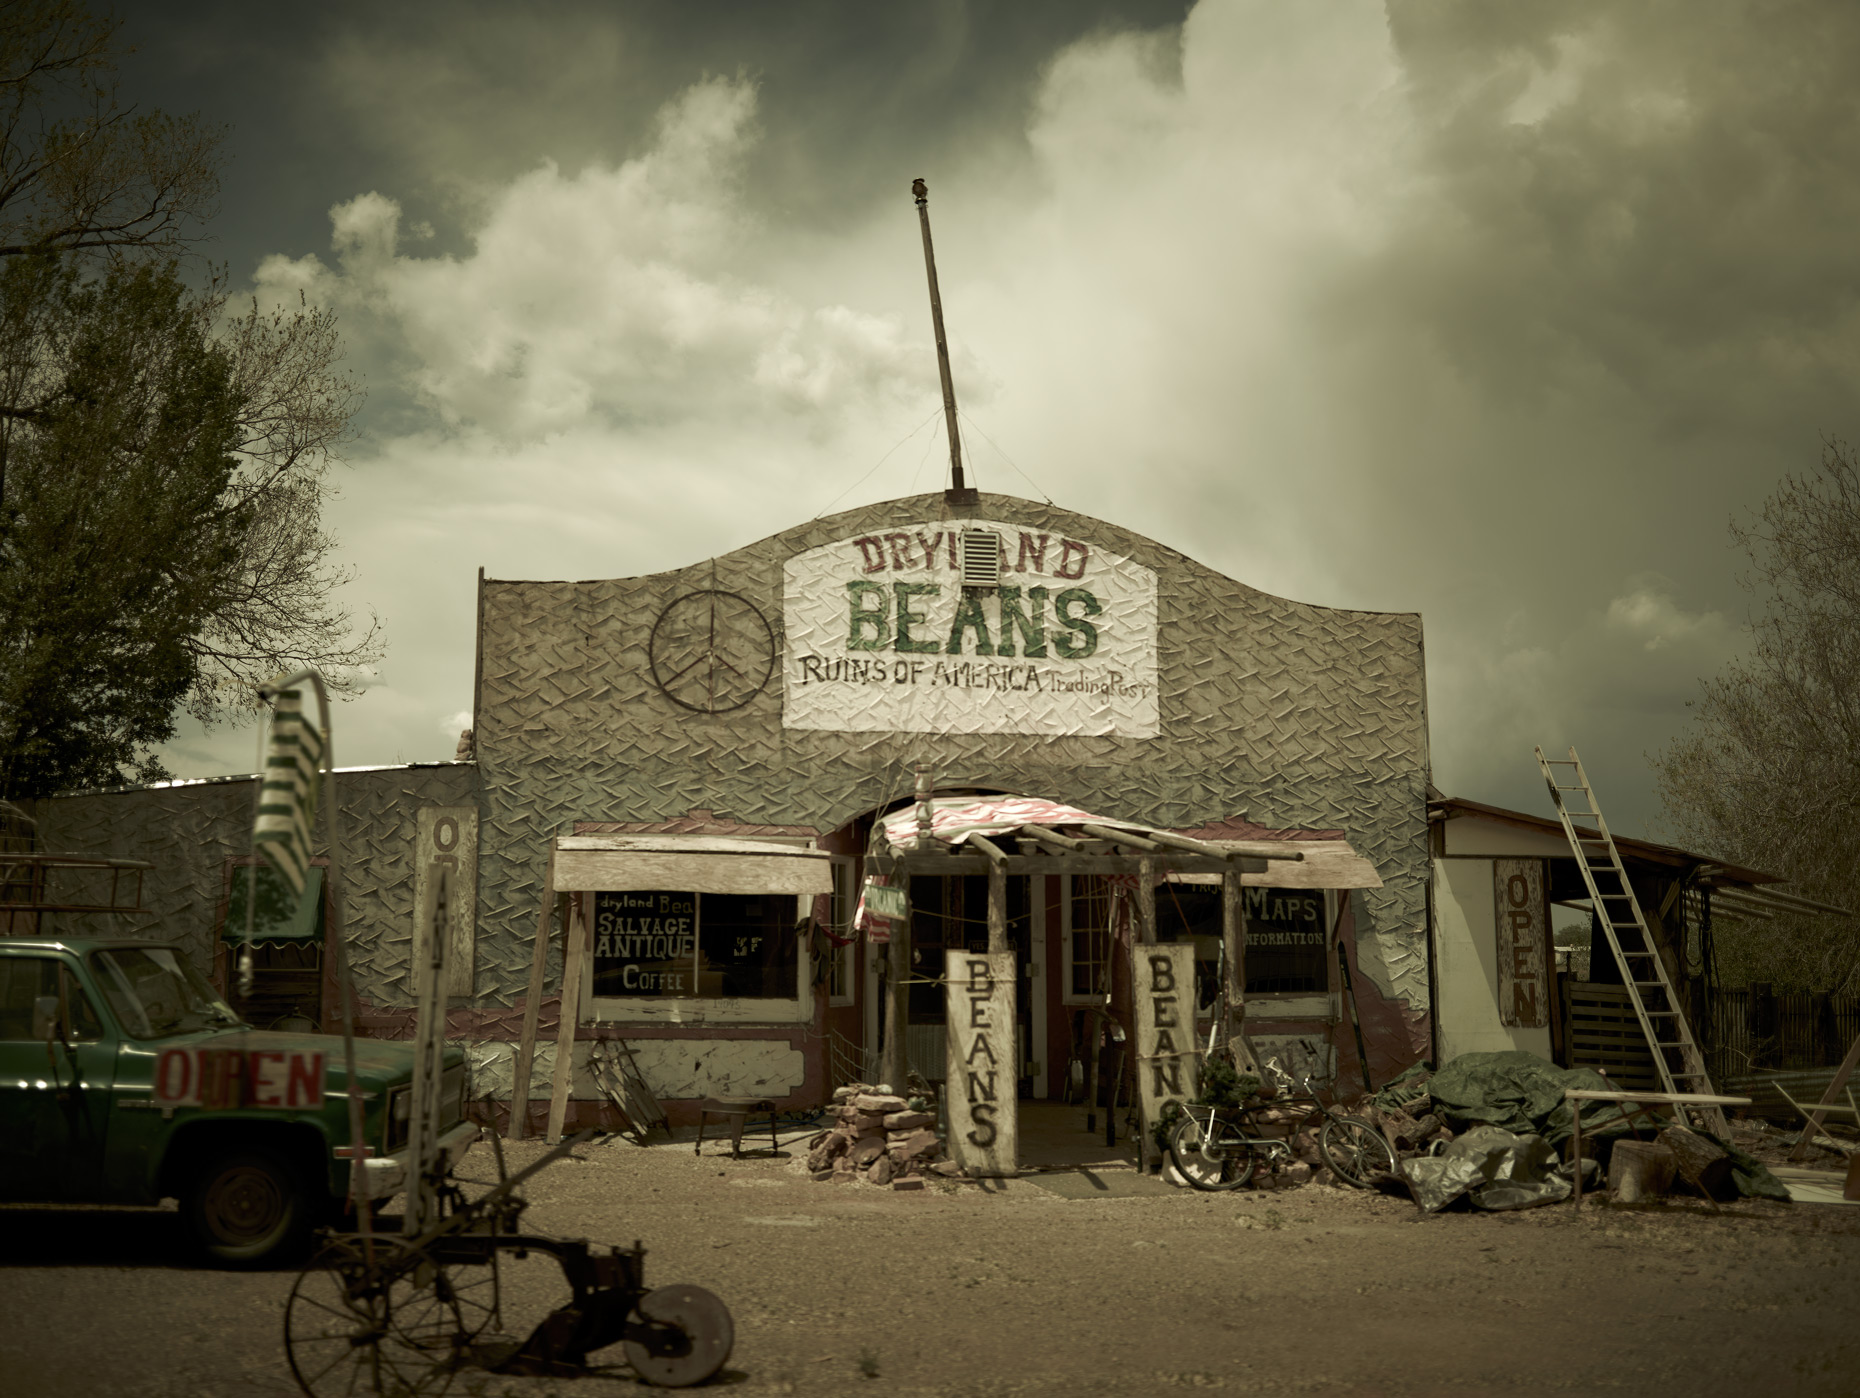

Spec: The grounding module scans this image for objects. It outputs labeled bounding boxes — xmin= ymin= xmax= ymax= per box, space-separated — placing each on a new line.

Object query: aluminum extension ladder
xmin=1536 ymin=746 xmax=1729 ymax=1137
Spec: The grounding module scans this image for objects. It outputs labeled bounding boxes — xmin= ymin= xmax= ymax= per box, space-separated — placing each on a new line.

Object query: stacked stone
xmin=1246 ymin=1104 xmax=1328 ymax=1187
xmin=806 ymin=1082 xmax=945 ymax=1189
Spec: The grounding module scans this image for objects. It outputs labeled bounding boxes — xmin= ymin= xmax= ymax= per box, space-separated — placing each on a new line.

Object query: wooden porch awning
xmin=551 ymin=834 xmax=833 ymax=895
xmin=873 ymin=794 xmax=1379 ymax=887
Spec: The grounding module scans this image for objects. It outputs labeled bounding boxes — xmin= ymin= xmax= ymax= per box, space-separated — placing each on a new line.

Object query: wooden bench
xmin=694 ymin=1097 xmax=782 ymax=1159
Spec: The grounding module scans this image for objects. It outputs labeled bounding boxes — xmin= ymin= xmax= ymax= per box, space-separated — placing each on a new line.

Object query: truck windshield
xmin=89 ymin=947 xmax=244 ymax=1039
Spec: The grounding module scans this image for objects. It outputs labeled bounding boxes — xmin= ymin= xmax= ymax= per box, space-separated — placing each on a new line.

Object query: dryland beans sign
xmin=944 ymin=950 xmax=1017 ymax=1177
xmin=782 ymin=521 xmax=1159 ymax=736
xmin=1494 ymin=858 xmax=1548 ymax=1028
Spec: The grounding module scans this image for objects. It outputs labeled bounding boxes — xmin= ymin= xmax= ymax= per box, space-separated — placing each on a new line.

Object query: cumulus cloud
xmin=254 ymin=79 xmax=924 ymax=442
xmin=156 ymin=1 xmax=1857 ymax=843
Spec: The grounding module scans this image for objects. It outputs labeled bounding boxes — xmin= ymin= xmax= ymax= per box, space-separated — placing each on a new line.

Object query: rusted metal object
xmin=0 ymin=852 xmax=153 ymax=934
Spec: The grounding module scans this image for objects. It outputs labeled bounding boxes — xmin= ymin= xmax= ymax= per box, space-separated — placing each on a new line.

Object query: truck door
xmin=0 ymin=955 xmax=115 ymax=1200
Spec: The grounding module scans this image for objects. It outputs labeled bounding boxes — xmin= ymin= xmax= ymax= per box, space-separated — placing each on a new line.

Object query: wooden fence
xmin=1560 ymin=980 xmax=1857 ymax=1095
xmin=1704 ymin=985 xmax=1860 ymax=1079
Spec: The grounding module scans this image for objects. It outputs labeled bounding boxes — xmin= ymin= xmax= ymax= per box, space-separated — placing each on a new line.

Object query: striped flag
xmin=253 ymin=688 xmax=323 ymax=895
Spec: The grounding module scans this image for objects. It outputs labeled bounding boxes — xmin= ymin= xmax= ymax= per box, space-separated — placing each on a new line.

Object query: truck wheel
xmin=185 ymin=1150 xmax=313 ymax=1267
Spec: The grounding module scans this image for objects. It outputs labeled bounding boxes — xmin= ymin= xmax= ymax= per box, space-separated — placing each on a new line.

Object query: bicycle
xmin=1167 ymin=1055 xmax=1395 ymax=1192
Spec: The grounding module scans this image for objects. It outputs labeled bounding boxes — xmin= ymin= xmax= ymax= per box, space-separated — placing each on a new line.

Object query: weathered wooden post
xmin=987 ymin=860 xmax=1007 ymax=956
xmin=545 ymin=894 xmax=591 ymax=1143
xmin=1222 ymin=867 xmax=1256 ymax=1071
xmin=404 ymin=865 xmax=450 ymax=1237
xmin=510 ymin=845 xmax=557 ymax=1140
xmin=1132 ymin=856 xmax=1163 ymax=1169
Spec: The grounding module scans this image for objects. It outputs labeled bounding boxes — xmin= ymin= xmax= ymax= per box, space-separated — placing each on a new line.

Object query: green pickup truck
xmin=0 ymin=937 xmax=475 ymax=1266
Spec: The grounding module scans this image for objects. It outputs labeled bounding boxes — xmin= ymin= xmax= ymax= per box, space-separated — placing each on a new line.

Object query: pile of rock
xmin=1240 ymin=1103 xmax=1329 ymax=1187
xmin=807 ymin=1082 xmax=945 ymax=1189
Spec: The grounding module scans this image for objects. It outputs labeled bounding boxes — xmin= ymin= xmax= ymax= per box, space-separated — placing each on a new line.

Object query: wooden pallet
xmin=1563 ymin=981 xmax=1662 ymax=1091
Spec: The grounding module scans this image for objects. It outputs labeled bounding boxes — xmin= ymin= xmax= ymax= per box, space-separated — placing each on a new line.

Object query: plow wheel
xmin=622 ymin=1285 xmax=735 ymax=1388
xmin=285 ymin=1236 xmax=499 ymax=1397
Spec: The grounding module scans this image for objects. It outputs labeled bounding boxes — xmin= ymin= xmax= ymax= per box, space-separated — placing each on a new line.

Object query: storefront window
xmin=1243 ymin=887 xmax=1329 ymax=994
xmin=1064 ymin=875 xmax=1114 ymax=1003
xmin=590 ymin=891 xmax=796 ymax=1000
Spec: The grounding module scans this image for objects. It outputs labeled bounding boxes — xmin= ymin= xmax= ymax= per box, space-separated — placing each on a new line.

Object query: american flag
xmin=252 ymin=687 xmax=323 ymax=895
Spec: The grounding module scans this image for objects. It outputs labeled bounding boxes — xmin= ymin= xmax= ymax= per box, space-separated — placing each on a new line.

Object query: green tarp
xmin=1428 ymin=1050 xmax=1789 ymax=1201
xmin=222 ymin=865 xmax=324 ymax=943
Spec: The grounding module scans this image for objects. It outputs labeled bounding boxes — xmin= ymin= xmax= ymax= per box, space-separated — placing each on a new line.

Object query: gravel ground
xmin=2 ymin=1128 xmax=1857 ymax=1398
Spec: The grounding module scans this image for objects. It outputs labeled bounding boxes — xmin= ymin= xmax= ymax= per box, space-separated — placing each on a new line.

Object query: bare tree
xmin=0 ymin=2 xmax=379 ymax=746
xmin=0 ymin=1 xmax=219 ymax=261
xmin=1654 ymin=440 xmax=1860 ymax=993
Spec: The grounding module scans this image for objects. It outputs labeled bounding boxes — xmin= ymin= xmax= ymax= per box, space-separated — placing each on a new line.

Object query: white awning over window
xmin=551 ymin=834 xmax=833 ymax=895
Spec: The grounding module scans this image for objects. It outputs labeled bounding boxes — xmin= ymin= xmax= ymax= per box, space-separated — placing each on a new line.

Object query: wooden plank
xmin=1134 ymin=943 xmax=1198 ymax=1176
xmin=1222 ymin=869 xmax=1255 ymax=1071
xmin=1787 ymin=1030 xmax=1860 ymax=1163
xmin=945 ymin=950 xmax=1016 ymax=1177
xmin=1565 ymin=1090 xmax=1752 ymax=1106
xmin=1493 ymin=858 xmax=1549 ymax=1028
xmin=554 ymin=846 xmax=831 ymax=894
xmin=509 ymin=848 xmax=556 ymax=1140
xmin=545 ymin=893 xmax=591 ymax=1143
xmin=414 ymin=807 xmax=479 ymax=1000
xmin=894 ymin=853 xmax=1268 ymax=877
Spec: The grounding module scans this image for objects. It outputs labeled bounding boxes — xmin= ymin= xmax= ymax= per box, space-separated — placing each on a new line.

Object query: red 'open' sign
xmin=154 ymin=1047 xmax=326 ymax=1109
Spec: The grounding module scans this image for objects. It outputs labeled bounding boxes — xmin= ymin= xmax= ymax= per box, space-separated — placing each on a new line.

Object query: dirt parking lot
xmin=2 ymin=1129 xmax=1857 ymax=1398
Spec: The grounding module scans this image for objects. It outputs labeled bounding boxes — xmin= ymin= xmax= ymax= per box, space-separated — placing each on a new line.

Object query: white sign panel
xmin=783 ymin=521 xmax=1158 ymax=736
xmin=1134 ymin=944 xmax=1200 ymax=1167
xmin=414 ymin=806 xmax=478 ymax=998
xmin=944 ymin=950 xmax=1017 ymax=1178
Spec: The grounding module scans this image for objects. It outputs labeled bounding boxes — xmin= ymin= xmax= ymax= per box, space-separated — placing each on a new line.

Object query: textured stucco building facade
xmin=22 ymin=490 xmax=1433 ymax=1130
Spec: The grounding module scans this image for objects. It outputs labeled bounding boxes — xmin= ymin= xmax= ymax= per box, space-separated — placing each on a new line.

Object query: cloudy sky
xmin=126 ymin=0 xmax=1858 ymax=840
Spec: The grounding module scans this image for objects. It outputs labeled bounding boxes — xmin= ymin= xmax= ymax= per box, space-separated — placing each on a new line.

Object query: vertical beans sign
xmin=944 ymin=950 xmax=1017 ymax=1177
xmin=782 ymin=521 xmax=1158 ymax=736
xmin=1134 ymin=945 xmax=1200 ymax=1164
xmin=1493 ymin=858 xmax=1548 ymax=1028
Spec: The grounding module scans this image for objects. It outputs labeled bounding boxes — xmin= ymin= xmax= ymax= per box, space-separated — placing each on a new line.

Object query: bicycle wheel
xmin=1319 ymin=1115 xmax=1396 ymax=1187
xmin=1168 ymin=1113 xmax=1257 ymax=1191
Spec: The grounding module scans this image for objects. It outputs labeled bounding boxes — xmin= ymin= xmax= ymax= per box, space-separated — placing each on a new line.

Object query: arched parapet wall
xmin=476 ymin=492 xmax=1429 ymax=1025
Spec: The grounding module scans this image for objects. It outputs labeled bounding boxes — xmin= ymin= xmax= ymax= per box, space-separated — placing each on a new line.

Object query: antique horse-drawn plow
xmin=263 ymin=754 xmax=731 ymax=1395
xmin=283 ymin=1127 xmax=734 ymax=1394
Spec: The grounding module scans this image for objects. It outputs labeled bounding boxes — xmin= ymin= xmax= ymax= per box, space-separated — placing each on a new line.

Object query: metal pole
xmin=911 ymin=179 xmax=975 ymax=504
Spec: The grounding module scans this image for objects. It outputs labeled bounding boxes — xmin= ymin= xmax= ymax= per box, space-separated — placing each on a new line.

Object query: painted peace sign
xmin=647 ymin=590 xmax=776 ymax=714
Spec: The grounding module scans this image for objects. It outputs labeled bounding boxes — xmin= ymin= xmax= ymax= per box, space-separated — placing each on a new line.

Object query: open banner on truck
xmin=154 ymin=1046 xmax=326 ymax=1109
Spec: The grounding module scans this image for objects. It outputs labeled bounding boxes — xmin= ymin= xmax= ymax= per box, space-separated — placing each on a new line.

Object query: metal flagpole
xmin=258 ymin=667 xmax=373 ymax=1255
xmin=911 ymin=179 xmax=977 ymax=506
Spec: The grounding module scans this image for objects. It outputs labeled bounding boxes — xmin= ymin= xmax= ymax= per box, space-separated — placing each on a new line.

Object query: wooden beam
xmin=545 ymin=893 xmax=591 ymax=1143
xmin=968 ymin=832 xmax=1010 ymax=865
xmin=1223 ymin=868 xmax=1256 ymax=1071
xmin=1079 ymin=822 xmax=1163 ymax=853
xmin=893 ymin=852 xmax=1263 ymax=877
xmin=987 ymin=858 xmax=1007 ymax=956
xmin=1016 ymin=823 xmax=1086 ymax=854
xmin=1133 ymin=856 xmax=1157 ymax=1171
xmin=1787 ymin=1030 xmax=1860 ymax=1163
xmin=510 ymin=847 xmax=556 ymax=1140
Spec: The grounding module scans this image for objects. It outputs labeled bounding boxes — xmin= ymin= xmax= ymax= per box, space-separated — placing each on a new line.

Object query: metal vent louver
xmin=959 ymin=529 xmax=1000 ymax=587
